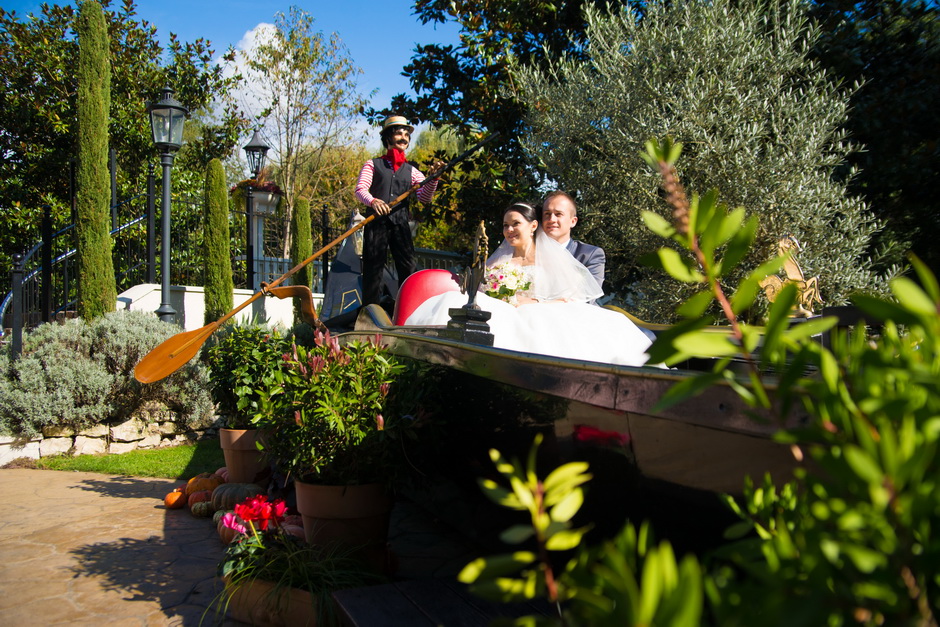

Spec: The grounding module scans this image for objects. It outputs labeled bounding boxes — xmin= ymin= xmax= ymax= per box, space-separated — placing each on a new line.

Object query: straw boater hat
xmin=381 ymin=115 xmax=415 ymax=134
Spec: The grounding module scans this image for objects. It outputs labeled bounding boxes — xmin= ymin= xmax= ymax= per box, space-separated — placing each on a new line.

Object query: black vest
xmin=369 ymin=158 xmax=413 ymax=222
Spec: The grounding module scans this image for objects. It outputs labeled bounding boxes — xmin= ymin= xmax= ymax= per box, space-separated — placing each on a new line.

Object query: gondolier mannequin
xmin=354 ymin=115 xmax=444 ymax=308
xmin=541 ymin=191 xmax=606 ymax=290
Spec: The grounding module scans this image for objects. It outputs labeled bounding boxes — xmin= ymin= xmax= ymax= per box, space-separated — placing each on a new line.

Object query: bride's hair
xmin=504 ymin=202 xmax=539 ymax=223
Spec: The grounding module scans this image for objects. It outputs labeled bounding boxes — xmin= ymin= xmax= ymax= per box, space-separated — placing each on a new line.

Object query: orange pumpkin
xmin=188 ymin=489 xmax=213 ymax=508
xmin=185 ymin=472 xmax=224 ymax=496
xmin=164 ymin=487 xmax=187 ymax=510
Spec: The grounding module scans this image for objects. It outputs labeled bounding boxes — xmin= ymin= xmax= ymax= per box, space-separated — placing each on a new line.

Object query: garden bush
xmin=0 ymin=311 xmax=214 ymax=438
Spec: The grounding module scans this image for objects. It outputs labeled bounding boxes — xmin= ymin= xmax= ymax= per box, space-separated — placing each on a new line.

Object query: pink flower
xmin=221 ymin=512 xmax=247 ymax=535
xmin=376 ymin=414 xmax=385 ymax=431
xmin=573 ymin=424 xmax=630 ymax=447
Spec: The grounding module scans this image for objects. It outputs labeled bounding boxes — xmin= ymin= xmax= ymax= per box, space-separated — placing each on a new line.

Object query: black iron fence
xmin=2 ymin=186 xmax=465 ymax=355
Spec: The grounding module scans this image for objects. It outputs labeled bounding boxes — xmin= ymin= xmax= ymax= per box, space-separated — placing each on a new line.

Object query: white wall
xmin=117 ymin=284 xmax=323 ymax=331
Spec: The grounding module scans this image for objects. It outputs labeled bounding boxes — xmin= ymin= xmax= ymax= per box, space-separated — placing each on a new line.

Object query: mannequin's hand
xmin=428 ymin=160 xmax=447 ymax=178
xmin=371 ymin=199 xmax=391 ymax=215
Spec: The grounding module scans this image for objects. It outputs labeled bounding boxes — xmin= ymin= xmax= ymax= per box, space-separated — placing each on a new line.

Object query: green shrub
xmin=0 ymin=311 xmax=213 ymax=438
xmin=206 ymin=323 xmax=292 ymax=429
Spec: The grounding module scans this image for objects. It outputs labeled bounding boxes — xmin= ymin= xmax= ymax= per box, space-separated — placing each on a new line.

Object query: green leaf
xmin=458 ymin=552 xmax=537 ymax=583
xmin=550 ymin=488 xmax=584 ymax=523
xmin=843 ymin=446 xmax=883 ymax=484
xmin=783 ymin=316 xmax=838 ymax=343
xmin=546 ymin=528 xmax=588 ymax=550
xmin=672 ymin=331 xmax=740 ymax=358
xmin=656 ymin=248 xmax=704 ymax=283
xmin=909 ymin=254 xmax=940 ymax=302
xmin=500 ymin=524 xmax=536 ymax=544
xmin=652 ymin=372 xmax=724 ymax=412
xmin=851 ymin=294 xmax=919 ymax=326
xmin=542 ymin=462 xmax=591 ymax=500
xmin=677 ymin=290 xmax=714 ymax=319
xmin=890 ymin=276 xmax=936 ymax=315
xmin=715 ymin=206 xmax=747 ymax=248
xmin=719 ymin=216 xmax=758 ymax=275
xmin=642 ymin=210 xmax=677 ymax=239
xmin=730 ymin=278 xmax=760 ymax=314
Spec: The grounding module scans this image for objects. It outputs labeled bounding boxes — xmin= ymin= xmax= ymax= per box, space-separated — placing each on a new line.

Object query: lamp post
xmin=147 ymin=86 xmax=188 ymax=322
xmin=243 ymin=130 xmax=270 ymax=291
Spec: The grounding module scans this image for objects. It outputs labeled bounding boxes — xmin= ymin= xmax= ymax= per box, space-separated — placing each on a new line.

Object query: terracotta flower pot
xmin=224 ymin=576 xmax=318 ymax=626
xmin=294 ymin=481 xmax=392 ymax=572
xmin=219 ymin=428 xmax=269 ymax=485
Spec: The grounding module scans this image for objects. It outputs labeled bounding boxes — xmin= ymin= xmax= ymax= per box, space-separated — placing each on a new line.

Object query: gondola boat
xmin=334 ymin=269 xmax=810 ymax=499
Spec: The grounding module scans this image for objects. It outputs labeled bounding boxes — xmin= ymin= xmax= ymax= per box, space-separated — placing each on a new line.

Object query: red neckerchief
xmin=385 ymin=148 xmax=406 ymax=172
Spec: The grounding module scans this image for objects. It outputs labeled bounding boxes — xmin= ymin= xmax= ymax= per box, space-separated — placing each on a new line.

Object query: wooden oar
xmin=134 ymin=132 xmax=501 ymax=384
xmin=135 ymin=211 xmax=375 ymax=383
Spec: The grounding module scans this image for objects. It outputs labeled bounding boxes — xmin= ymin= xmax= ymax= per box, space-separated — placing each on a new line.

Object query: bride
xmin=404 ymin=202 xmax=661 ymax=368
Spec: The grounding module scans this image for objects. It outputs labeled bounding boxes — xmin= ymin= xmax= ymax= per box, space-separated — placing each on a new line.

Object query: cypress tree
xmin=290 ymin=197 xmax=313 ymax=323
xmin=75 ymin=0 xmax=116 ymax=319
xmin=203 ymin=159 xmax=234 ymax=323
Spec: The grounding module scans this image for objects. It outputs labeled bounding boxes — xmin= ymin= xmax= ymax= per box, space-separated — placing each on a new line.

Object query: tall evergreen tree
xmin=203 ymin=158 xmax=233 ymax=324
xmin=75 ymin=0 xmax=115 ymax=319
xmin=290 ymin=196 xmax=313 ymax=324
xmin=513 ymin=0 xmax=900 ymax=322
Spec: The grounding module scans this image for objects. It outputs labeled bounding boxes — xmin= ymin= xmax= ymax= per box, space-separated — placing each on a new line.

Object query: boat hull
xmin=341 ymin=304 xmax=806 ymax=497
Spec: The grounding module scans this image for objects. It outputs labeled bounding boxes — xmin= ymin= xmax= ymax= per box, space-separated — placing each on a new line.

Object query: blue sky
xmin=3 ymin=0 xmax=462 ymax=113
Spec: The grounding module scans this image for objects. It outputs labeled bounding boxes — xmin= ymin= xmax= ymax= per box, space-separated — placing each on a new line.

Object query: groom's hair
xmin=541 ymin=190 xmax=578 ymax=218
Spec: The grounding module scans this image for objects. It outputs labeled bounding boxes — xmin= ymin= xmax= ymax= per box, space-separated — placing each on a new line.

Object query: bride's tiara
xmin=510 ymin=202 xmax=535 ymax=212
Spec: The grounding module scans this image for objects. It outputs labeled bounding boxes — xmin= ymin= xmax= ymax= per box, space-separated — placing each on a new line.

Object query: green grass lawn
xmin=35 ymin=438 xmax=226 ymax=479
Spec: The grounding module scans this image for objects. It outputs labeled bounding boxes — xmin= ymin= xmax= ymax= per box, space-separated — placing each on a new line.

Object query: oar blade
xmin=134 ymin=324 xmax=217 ymax=384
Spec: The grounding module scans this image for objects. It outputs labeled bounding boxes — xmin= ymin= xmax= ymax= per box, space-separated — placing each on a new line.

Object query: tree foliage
xmin=0 ymin=0 xmax=245 ymax=281
xmin=376 ymin=0 xmax=636 ymax=237
xmin=75 ymin=0 xmax=116 ymax=320
xmin=203 ymin=158 xmax=233 ymax=323
xmin=241 ymin=7 xmax=369 ymax=258
xmin=807 ymin=0 xmax=940 ymax=275
xmin=512 ymin=0 xmax=899 ymax=322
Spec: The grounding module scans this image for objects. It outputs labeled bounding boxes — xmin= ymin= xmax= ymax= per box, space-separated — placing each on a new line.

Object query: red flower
xmin=234 ymin=495 xmax=288 ymax=531
xmin=572 ymin=424 xmax=630 ymax=447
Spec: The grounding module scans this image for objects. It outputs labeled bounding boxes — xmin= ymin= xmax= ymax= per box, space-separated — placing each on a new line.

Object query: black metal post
xmin=110 ymin=147 xmax=117 ymax=230
xmin=146 ymin=166 xmax=156 ymax=283
xmin=41 ymin=205 xmax=52 ymax=323
xmin=246 ymin=184 xmax=255 ymax=291
xmin=11 ymin=254 xmax=24 ymax=360
xmin=156 ymin=152 xmax=176 ymax=322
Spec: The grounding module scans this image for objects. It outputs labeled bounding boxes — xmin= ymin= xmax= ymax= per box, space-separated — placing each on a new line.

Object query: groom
xmin=541 ymin=191 xmax=606 ymax=290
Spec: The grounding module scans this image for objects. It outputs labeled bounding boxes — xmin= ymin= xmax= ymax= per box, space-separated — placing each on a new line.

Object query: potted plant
xmin=253 ymin=328 xmax=409 ymax=568
xmin=207 ymin=324 xmax=292 ymax=484
xmin=230 ymin=168 xmax=283 ymax=214
xmin=214 ymin=493 xmax=383 ymax=625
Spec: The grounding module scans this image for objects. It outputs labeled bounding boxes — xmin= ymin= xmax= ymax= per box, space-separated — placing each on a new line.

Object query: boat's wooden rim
xmin=339 ymin=305 xmax=810 ymax=439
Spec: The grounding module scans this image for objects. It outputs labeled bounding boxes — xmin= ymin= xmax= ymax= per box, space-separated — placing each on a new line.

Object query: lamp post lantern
xmin=147 ymin=87 xmax=188 ymax=322
xmin=243 ymin=130 xmax=270 ymax=291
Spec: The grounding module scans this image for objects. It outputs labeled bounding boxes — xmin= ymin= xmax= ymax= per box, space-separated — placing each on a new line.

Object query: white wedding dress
xmin=404 ymin=231 xmax=660 ymax=368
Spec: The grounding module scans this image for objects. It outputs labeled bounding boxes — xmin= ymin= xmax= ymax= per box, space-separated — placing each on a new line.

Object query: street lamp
xmin=147 ymin=86 xmax=188 ymax=322
xmin=243 ymin=130 xmax=270 ymax=291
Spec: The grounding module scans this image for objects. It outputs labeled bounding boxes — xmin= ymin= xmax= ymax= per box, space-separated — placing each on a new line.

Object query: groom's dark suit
xmin=565 ymin=239 xmax=606 ymax=290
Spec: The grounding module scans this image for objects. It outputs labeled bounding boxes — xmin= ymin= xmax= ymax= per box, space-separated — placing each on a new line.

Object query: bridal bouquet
xmin=483 ymin=263 xmax=532 ymax=304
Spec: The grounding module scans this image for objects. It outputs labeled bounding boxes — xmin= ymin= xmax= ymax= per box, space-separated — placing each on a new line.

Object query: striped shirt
xmin=355 ymin=157 xmax=439 ymax=207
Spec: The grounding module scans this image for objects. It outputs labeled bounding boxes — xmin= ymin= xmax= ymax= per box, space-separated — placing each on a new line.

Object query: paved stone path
xmin=0 ymin=469 xmax=483 ymax=626
xmin=0 ymin=469 xmax=228 ymax=625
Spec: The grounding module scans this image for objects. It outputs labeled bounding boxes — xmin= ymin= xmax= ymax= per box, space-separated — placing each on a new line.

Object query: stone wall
xmin=0 ymin=402 xmax=219 ymax=466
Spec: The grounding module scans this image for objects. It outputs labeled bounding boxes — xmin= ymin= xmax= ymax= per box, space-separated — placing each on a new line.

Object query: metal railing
xmin=2 ymin=191 xmax=464 ymax=354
